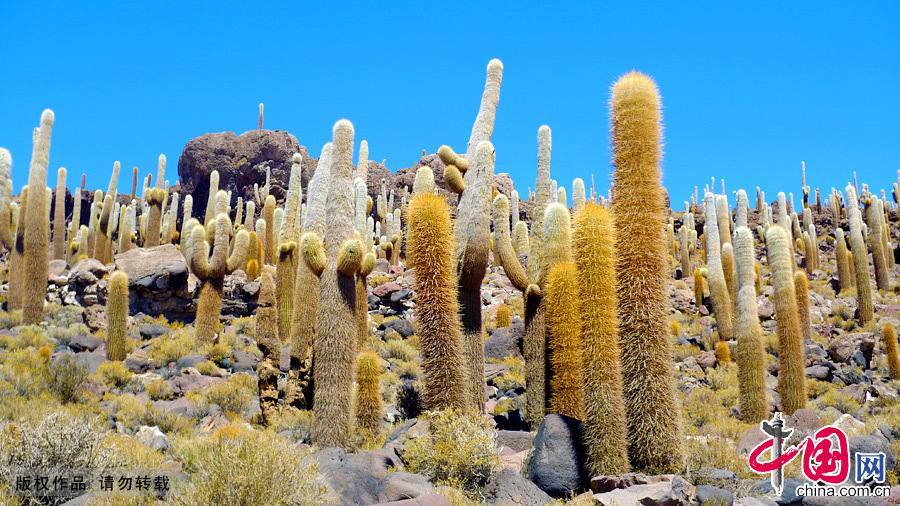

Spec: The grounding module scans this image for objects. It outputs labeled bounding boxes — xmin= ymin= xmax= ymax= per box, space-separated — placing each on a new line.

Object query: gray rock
xmin=176 ymin=354 xmax=206 ymax=369
xmin=590 ymin=473 xmax=671 ymax=494
xmin=525 ymin=414 xmax=588 ymax=498
xmin=805 ymin=365 xmax=831 ymax=380
xmin=68 ymin=334 xmax=102 ymax=352
xmin=114 ymin=244 xmax=193 ymax=320
xmin=593 ymin=475 xmax=694 ymax=505
xmin=354 ymin=449 xmax=403 ymax=480
xmin=152 ymin=397 xmax=200 ymax=419
xmin=378 ymin=472 xmax=434 ymax=503
xmin=232 ymin=349 xmax=260 ymax=373
xmin=135 ymin=425 xmax=170 ymax=451
xmin=71 ymin=350 xmax=105 ymax=373
xmin=316 ymin=447 xmax=381 ymax=505
xmin=484 ymin=468 xmax=552 ymax=506
xmin=139 ymin=323 xmax=169 ymax=339
xmin=848 ymin=435 xmax=895 ymax=484
xmin=124 ymin=351 xmax=151 ymax=373
xmin=496 ymin=430 xmax=535 ymax=452
xmin=374 ymin=493 xmax=450 ymax=506
xmin=697 ymin=484 xmax=733 ymax=505
xmin=383 ymin=318 xmax=414 ymax=338
xmin=484 ymin=322 xmax=524 ymax=360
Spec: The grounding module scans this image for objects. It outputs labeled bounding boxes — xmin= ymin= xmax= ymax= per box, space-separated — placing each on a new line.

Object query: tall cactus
xmin=704 ymin=193 xmax=734 ymax=341
xmin=883 ymin=323 xmax=899 ymax=380
xmin=302 ymin=120 xmax=363 ymax=447
xmin=834 ymin=228 xmax=852 ymax=294
xmin=355 ymin=351 xmax=383 ymax=439
xmin=106 ymin=271 xmax=130 ymax=361
xmin=865 ymin=197 xmax=891 ymax=290
xmin=22 ymin=110 xmax=55 ymax=324
xmin=845 ymin=185 xmax=873 ymax=324
xmin=610 ymin=72 xmax=682 ymax=473
xmin=190 ymin=214 xmax=249 ymax=343
xmin=733 ymin=226 xmax=768 ymax=422
xmin=276 ymin=154 xmax=304 ymax=341
xmin=255 ymin=267 xmax=279 ymax=426
xmin=765 ymin=226 xmax=807 ymax=414
xmin=52 ymin=167 xmax=67 ymax=260
xmin=144 ymin=155 xmax=167 ymax=248
xmin=0 ymin=149 xmax=13 ymax=255
xmin=794 ymin=271 xmax=812 ymax=343
xmin=573 ymin=203 xmax=629 ymax=475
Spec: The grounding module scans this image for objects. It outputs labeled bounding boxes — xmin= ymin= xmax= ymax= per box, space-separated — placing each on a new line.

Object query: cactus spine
xmin=52 ymin=167 xmax=66 ymax=260
xmin=883 ymin=323 xmax=899 ymax=380
xmin=355 ymin=351 xmax=383 ymax=439
xmin=22 ymin=111 xmax=55 ymax=324
xmin=190 ymin=214 xmax=249 ymax=343
xmin=845 ymin=185 xmax=874 ymax=324
xmin=733 ymin=226 xmax=768 ymax=422
xmin=276 ymin=154 xmax=304 ymax=342
xmin=255 ymin=267 xmax=279 ymax=426
xmin=794 ymin=271 xmax=812 ymax=343
xmin=546 ymin=261 xmax=582 ymax=420
xmin=611 ymin=72 xmax=682 ymax=473
xmin=573 ymin=204 xmax=629 ymax=475
xmin=704 ymin=194 xmax=734 ymax=341
xmin=304 ymin=120 xmax=361 ymax=447
xmin=834 ymin=228 xmax=852 ymax=293
xmin=106 ymin=271 xmax=130 ymax=361
xmin=495 ymin=304 xmax=511 ymax=328
xmin=765 ymin=226 xmax=807 ymax=414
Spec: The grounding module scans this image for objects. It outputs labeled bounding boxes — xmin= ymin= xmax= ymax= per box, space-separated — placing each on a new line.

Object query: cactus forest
xmin=0 ymin=60 xmax=898 ymax=505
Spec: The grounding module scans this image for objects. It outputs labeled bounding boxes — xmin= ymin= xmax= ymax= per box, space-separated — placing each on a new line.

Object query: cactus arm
xmin=492 ymin=194 xmax=529 ymax=291
xmin=337 ymin=238 xmax=363 ymax=276
xmin=227 ymin=228 xmax=250 ymax=273
xmin=300 ymin=232 xmax=326 ymax=277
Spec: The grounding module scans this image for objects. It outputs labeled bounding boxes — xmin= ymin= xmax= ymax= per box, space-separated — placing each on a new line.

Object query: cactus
xmin=287 ymin=143 xmax=334 ymax=410
xmin=715 ymin=194 xmax=732 ymax=247
xmin=715 ymin=341 xmax=732 ymax=364
xmin=693 ymin=267 xmax=705 ymax=307
xmin=513 ymin=221 xmax=529 ymax=257
xmin=765 ymin=226 xmax=807 ymax=414
xmin=545 ymin=261 xmax=583 ymax=419
xmin=572 ymin=203 xmax=629 ymax=475
xmin=143 ymin=155 xmax=167 ymax=247
xmin=203 ymin=170 xmax=219 ymax=225
xmin=495 ymin=304 xmax=511 ymax=328
xmin=845 ymin=185 xmax=874 ymax=324
xmin=733 ymin=226 xmax=769 ymax=422
xmin=106 ymin=271 xmax=130 ymax=361
xmin=22 ymin=110 xmax=55 ymax=324
xmin=611 ymin=72 xmax=682 ymax=473
xmin=412 ymin=167 xmax=435 ymax=195
xmin=865 ymin=197 xmax=891 ymax=290
xmin=883 ymin=323 xmax=899 ymax=380
xmin=0 ymin=148 xmax=14 ymax=254
xmin=262 ymin=195 xmax=276 ymax=265
xmin=275 ymin=154 xmax=304 ymax=343
xmin=557 ymin=186 xmax=567 ymax=206
xmin=492 ymin=194 xmax=530 ymax=290
xmin=722 ymin=243 xmax=737 ymax=314
xmin=572 ymin=178 xmax=586 ymax=211
xmin=355 ymin=351 xmax=383 ymax=439
xmin=190 ymin=214 xmax=249 ymax=343
xmin=795 ymin=271 xmax=812 ymax=344
xmin=407 ymin=192 xmax=468 ymax=411
xmin=93 ymin=194 xmax=114 ymax=263
xmin=52 ymin=167 xmax=66 ymax=260
xmin=255 ymin=267 xmax=280 ymax=426
xmin=704 ymin=194 xmax=734 ymax=341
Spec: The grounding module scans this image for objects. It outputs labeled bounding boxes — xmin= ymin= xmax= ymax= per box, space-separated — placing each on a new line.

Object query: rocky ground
xmin=0 ymin=221 xmax=898 ymax=505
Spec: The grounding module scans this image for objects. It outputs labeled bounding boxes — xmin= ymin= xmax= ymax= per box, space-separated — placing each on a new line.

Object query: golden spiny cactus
xmin=765 ymin=226 xmax=807 ymax=414
xmin=883 ymin=323 xmax=899 ymax=380
xmin=262 ymin=194 xmax=276 ymax=265
xmin=845 ymin=185 xmax=873 ymax=323
xmin=495 ymin=304 xmax=511 ymax=328
xmin=834 ymin=228 xmax=852 ymax=294
xmin=355 ymin=351 xmax=383 ymax=438
xmin=106 ymin=271 xmax=130 ymax=361
xmin=573 ymin=204 xmax=630 ymax=475
xmin=794 ymin=271 xmax=812 ymax=343
xmin=52 ymin=167 xmax=66 ymax=260
xmin=545 ymin=262 xmax=584 ymax=419
xmin=733 ymin=226 xmax=768 ymax=422
xmin=610 ymin=71 xmax=682 ymax=473
xmin=190 ymin=214 xmax=249 ymax=343
xmin=144 ymin=155 xmax=167 ymax=248
xmin=407 ymin=192 xmax=466 ymax=410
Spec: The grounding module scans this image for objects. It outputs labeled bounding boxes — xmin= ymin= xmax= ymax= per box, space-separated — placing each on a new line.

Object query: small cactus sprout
xmin=693 ymin=267 xmax=705 ymax=307
xmin=22 ymin=110 xmax=55 ymax=324
xmin=495 ymin=304 xmax=511 ymax=328
xmin=611 ymin=72 xmax=682 ymax=473
xmin=106 ymin=271 xmax=130 ymax=361
xmin=355 ymin=351 xmax=383 ymax=439
xmin=715 ymin=341 xmax=732 ymax=364
xmin=883 ymin=323 xmax=899 ymax=380
xmin=52 ymin=167 xmax=67 ymax=260
xmin=765 ymin=226 xmax=807 ymax=414
xmin=845 ymin=185 xmax=873 ymax=324
xmin=733 ymin=226 xmax=768 ymax=422
xmin=190 ymin=214 xmax=250 ymax=343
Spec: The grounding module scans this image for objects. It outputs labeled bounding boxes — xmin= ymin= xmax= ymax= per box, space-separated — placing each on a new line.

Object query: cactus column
xmin=733 ymin=226 xmax=768 ymax=422
xmin=22 ymin=110 xmax=55 ymax=324
xmin=610 ymin=72 xmax=682 ymax=473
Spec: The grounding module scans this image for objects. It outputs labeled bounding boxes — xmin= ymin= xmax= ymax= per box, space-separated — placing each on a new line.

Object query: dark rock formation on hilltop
xmin=177 ymin=130 xmax=316 ymax=216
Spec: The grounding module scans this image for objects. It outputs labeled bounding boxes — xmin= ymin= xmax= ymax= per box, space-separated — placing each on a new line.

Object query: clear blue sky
xmin=1 ymin=1 xmax=898 ymax=206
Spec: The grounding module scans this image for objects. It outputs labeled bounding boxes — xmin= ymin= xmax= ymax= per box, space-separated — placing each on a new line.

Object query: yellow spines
xmin=733 ymin=227 xmax=769 ymax=423
xmin=276 ymin=241 xmax=297 ymax=341
xmin=106 ymin=271 xmax=130 ymax=361
xmin=573 ymin=203 xmax=629 ymax=476
xmin=300 ymin=232 xmax=326 ymax=277
xmin=883 ymin=323 xmax=899 ymax=380
xmin=754 ymin=262 xmax=763 ymax=296
xmin=765 ymin=226 xmax=807 ymax=414
xmin=495 ymin=304 xmax=511 ymax=328
xmin=145 ymin=187 xmax=166 ymax=248
xmin=722 ymin=243 xmax=737 ymax=314
xmin=794 ymin=271 xmax=812 ymax=343
xmin=263 ymin=195 xmax=276 ymax=265
xmin=834 ymin=228 xmax=851 ymax=294
xmin=715 ymin=341 xmax=731 ymax=364
xmin=610 ymin=72 xmax=682 ymax=473
xmin=437 ymin=145 xmax=469 ymax=172
xmin=693 ymin=267 xmax=705 ymax=307
xmin=245 ymin=231 xmax=261 ymax=277
xmin=8 ymin=187 xmax=28 ymax=311
xmin=492 ymin=194 xmax=529 ymax=291
xmin=406 ymin=193 xmax=466 ymax=410
xmin=246 ymin=259 xmax=260 ymax=280
xmin=444 ymin=165 xmax=465 ymax=194
xmin=22 ymin=111 xmax=54 ymax=324
xmin=545 ymin=262 xmax=584 ymax=420
xmin=355 ymin=351 xmax=383 ymax=438
xmin=52 ymin=167 xmax=66 ymax=260
xmin=337 ymin=238 xmax=364 ymax=276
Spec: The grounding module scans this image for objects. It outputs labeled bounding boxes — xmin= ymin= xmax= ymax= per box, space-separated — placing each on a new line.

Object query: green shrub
xmin=173 ymin=427 xmax=327 ymax=505
xmin=1 ymin=348 xmax=50 ymax=397
xmin=94 ymin=361 xmax=134 ymax=388
xmin=148 ymin=328 xmax=195 ymax=365
xmin=48 ymin=354 xmax=89 ymax=403
xmin=146 ymin=379 xmax=173 ymax=401
xmin=381 ymin=339 xmax=417 ymax=362
xmin=404 ymin=410 xmax=499 ymax=490
xmin=202 ymin=373 xmax=255 ymax=414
